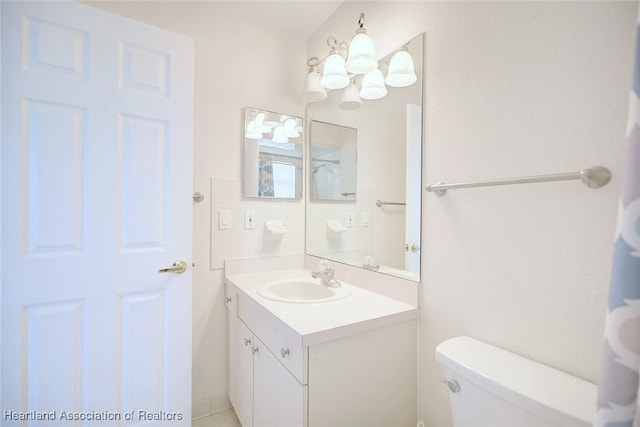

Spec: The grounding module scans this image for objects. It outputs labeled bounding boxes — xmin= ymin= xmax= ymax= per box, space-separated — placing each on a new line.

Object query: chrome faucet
xmin=311 ymin=260 xmax=342 ymax=288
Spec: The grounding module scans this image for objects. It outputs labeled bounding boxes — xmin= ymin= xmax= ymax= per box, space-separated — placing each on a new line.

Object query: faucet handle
xmin=318 ymin=259 xmax=330 ymax=273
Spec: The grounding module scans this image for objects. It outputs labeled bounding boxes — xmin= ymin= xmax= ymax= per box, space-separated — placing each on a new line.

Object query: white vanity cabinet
xmin=226 ymin=287 xmax=307 ymax=427
xmin=226 ymin=283 xmax=418 ymax=427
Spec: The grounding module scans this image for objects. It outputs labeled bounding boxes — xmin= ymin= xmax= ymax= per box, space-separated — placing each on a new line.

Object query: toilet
xmin=435 ymin=336 xmax=597 ymax=427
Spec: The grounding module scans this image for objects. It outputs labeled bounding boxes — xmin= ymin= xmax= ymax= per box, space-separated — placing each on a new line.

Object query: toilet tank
xmin=435 ymin=337 xmax=597 ymax=427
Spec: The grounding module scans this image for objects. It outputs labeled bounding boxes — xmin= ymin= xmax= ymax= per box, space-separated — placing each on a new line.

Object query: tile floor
xmin=192 ymin=408 xmax=241 ymax=427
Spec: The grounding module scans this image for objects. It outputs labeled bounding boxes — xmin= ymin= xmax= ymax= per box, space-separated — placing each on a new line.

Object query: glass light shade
xmin=339 ymin=80 xmax=362 ymax=110
xmin=345 ymin=31 xmax=377 ymax=74
xmin=245 ymin=121 xmax=263 ymax=139
xmin=359 ymin=69 xmax=387 ymax=100
xmin=283 ymin=118 xmax=300 ymax=137
xmin=272 ymin=126 xmax=289 ymax=143
xmin=305 ymin=69 xmax=327 ymax=103
xmin=253 ymin=112 xmax=271 ymax=133
xmin=385 ymin=50 xmax=417 ymax=87
xmin=320 ymin=53 xmax=349 ymax=90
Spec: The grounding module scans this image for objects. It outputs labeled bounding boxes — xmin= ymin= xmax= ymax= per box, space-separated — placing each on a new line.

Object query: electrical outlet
xmin=218 ymin=210 xmax=231 ymax=230
xmin=244 ymin=210 xmax=256 ymax=230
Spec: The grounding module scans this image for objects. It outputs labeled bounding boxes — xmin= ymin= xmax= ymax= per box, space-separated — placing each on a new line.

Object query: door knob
xmin=158 ymin=260 xmax=188 ymax=274
xmin=411 ymin=244 xmax=420 ymax=253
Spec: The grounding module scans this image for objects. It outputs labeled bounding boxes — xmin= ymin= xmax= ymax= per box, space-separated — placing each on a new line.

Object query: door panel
xmin=1 ymin=2 xmax=194 ymax=425
xmin=253 ymin=337 xmax=306 ymax=427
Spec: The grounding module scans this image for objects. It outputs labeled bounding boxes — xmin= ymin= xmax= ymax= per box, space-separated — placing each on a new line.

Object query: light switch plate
xmin=244 ymin=210 xmax=256 ymax=230
xmin=218 ymin=209 xmax=231 ymax=230
xmin=346 ymin=211 xmax=354 ymax=227
xmin=361 ymin=211 xmax=370 ymax=227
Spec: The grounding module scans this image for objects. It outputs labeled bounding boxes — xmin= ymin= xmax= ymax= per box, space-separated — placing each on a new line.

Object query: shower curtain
xmin=258 ymin=154 xmax=275 ymax=197
xmin=595 ymin=9 xmax=640 ymax=427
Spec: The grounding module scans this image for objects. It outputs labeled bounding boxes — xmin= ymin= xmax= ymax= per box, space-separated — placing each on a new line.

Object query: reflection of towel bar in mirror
xmin=376 ymin=200 xmax=406 ymax=207
xmin=425 ymin=166 xmax=611 ymax=197
xmin=312 ymin=158 xmax=340 ymax=164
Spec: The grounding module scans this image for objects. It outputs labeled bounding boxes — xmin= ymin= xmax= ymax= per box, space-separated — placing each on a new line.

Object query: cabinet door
xmin=253 ymin=336 xmax=307 ymax=427
xmin=229 ymin=311 xmax=254 ymax=427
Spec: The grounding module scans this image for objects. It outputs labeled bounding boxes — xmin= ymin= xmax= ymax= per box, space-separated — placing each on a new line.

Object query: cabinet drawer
xmin=240 ymin=297 xmax=307 ymax=385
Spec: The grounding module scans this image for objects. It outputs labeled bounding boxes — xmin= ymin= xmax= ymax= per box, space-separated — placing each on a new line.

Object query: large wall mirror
xmin=306 ymin=33 xmax=424 ymax=282
xmin=243 ymin=107 xmax=303 ymax=199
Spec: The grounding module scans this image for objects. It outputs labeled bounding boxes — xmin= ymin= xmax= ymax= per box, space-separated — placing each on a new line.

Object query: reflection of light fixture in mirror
xmin=246 ymin=111 xmax=271 ymax=139
xmin=272 ymin=126 xmax=289 ymax=143
xmin=245 ymin=121 xmax=263 ymax=139
xmin=345 ymin=13 xmax=377 ymax=75
xmin=339 ymin=79 xmax=362 ymax=110
xmin=283 ymin=118 xmax=300 ymax=137
xmin=385 ymin=46 xmax=417 ymax=87
xmin=360 ymin=69 xmax=387 ymax=100
xmin=305 ymin=65 xmax=327 ymax=103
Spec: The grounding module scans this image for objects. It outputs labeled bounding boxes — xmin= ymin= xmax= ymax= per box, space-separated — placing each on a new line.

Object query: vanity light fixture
xmin=345 ymin=13 xmax=377 ymax=74
xmin=339 ymin=79 xmax=362 ymax=110
xmin=359 ymin=69 xmax=387 ymax=100
xmin=304 ymin=12 xmax=416 ymax=108
xmin=320 ymin=40 xmax=350 ymax=90
xmin=385 ymin=46 xmax=417 ymax=87
xmin=305 ymin=64 xmax=327 ymax=103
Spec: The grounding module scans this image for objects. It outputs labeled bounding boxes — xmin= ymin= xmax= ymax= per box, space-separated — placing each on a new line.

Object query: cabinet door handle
xmin=225 ymin=297 xmax=232 ymax=303
xmin=251 ymin=346 xmax=259 ymax=355
xmin=281 ymin=348 xmax=290 ymax=358
xmin=244 ymin=338 xmax=251 ymax=346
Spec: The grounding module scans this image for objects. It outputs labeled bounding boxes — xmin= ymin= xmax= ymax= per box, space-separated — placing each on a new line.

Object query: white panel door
xmin=1 ymin=2 xmax=194 ymax=426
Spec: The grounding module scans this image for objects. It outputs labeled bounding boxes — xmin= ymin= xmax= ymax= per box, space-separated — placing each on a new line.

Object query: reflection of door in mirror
xmin=243 ymin=107 xmax=303 ymax=199
xmin=305 ymin=33 xmax=423 ymax=282
xmin=310 ymin=120 xmax=357 ymax=201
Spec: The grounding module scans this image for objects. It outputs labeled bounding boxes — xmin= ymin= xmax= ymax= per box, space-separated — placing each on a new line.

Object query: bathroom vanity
xmin=225 ymin=264 xmax=419 ymax=427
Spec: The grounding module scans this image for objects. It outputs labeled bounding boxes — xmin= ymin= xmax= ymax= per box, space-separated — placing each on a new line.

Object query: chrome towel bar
xmin=425 ymin=166 xmax=611 ymax=197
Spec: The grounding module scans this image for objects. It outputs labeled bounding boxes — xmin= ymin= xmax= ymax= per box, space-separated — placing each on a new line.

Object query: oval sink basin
xmin=257 ymin=278 xmax=352 ymax=303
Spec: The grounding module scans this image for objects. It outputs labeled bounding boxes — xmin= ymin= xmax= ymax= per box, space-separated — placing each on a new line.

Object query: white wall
xmin=86 ymin=1 xmax=307 ymax=418
xmin=308 ymin=2 xmax=636 ymax=426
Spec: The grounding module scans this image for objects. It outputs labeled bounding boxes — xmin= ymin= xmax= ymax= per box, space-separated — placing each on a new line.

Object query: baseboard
xmin=192 ymin=395 xmax=232 ymax=421
xmin=192 ymin=398 xmax=211 ymax=421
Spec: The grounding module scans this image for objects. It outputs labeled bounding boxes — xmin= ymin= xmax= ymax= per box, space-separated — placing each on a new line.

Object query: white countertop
xmin=225 ymin=268 xmax=420 ymax=347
